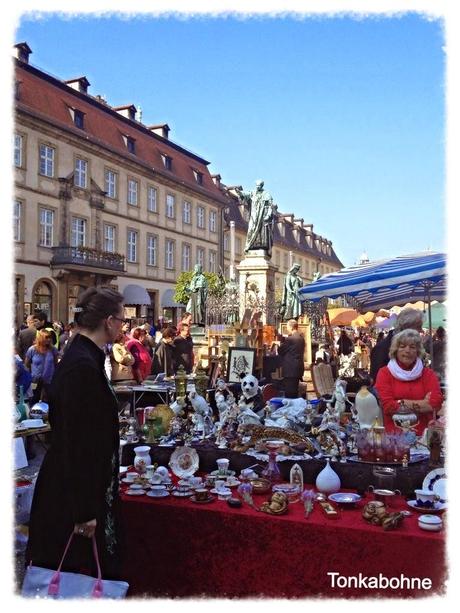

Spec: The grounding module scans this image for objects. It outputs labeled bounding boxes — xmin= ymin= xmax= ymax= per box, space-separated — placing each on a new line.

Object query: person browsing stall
xmin=277 ymin=319 xmax=305 ymax=398
xmin=26 ymin=287 xmax=126 ymax=580
xmin=172 ymin=322 xmax=194 ymax=373
xmin=374 ymin=329 xmax=443 ymax=435
xmin=151 ymin=327 xmax=176 ymax=377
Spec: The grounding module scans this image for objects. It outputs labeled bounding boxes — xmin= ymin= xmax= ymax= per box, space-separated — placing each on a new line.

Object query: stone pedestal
xmin=237 ymin=251 xmax=279 ymax=326
xmin=190 ymin=325 xmax=208 ymax=366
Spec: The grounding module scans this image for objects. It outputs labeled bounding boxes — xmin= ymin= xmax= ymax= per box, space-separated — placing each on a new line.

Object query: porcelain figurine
xmin=315 ymin=458 xmax=341 ymax=494
xmin=239 ymin=374 xmax=265 ymax=418
xmin=355 ymin=385 xmax=383 ymax=429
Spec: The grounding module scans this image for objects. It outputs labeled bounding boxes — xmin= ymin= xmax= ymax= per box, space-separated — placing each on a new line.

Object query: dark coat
xmin=369 ymin=331 xmax=393 ymax=384
xmin=172 ymin=335 xmax=194 ymax=373
xmin=278 ymin=331 xmax=305 ymax=379
xmin=26 ymin=334 xmax=121 ymax=578
xmin=151 ymin=341 xmax=175 ymax=376
xmin=17 ymin=327 xmax=36 ymax=359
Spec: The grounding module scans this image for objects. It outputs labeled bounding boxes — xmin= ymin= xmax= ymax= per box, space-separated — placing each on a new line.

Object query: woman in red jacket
xmin=126 ymin=327 xmax=152 ymax=383
xmin=375 ymin=329 xmax=443 ymax=435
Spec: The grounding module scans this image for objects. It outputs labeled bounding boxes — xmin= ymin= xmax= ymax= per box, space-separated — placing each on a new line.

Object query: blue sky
xmin=15 ymin=13 xmax=445 ymax=267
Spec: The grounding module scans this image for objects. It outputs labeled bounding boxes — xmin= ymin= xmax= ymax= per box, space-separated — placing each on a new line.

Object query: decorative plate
xmin=169 ymin=446 xmax=199 ymax=478
xmin=172 ymin=490 xmax=193 ymax=497
xmin=328 ymin=493 xmax=362 ymax=505
xmin=423 ymin=468 xmax=447 ymax=504
xmin=407 ymin=500 xmax=447 ymax=513
xmin=146 ymin=490 xmax=169 ymax=498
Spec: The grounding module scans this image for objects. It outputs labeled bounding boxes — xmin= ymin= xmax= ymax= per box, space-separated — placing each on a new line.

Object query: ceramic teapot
xmin=392 ymin=401 xmax=418 ymax=429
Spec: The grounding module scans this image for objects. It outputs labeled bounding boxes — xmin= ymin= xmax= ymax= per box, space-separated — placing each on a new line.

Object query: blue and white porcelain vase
xmin=315 ymin=458 xmax=341 ymax=494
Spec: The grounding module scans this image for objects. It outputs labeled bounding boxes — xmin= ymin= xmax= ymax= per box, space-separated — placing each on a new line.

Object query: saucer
xmin=210 ymin=488 xmax=231 ymax=495
xmin=173 ymin=490 xmax=193 ymax=497
xmin=407 ymin=500 xmax=446 ymax=513
xmin=190 ymin=495 xmax=215 ymax=504
xmin=210 ymin=470 xmax=236 ymax=477
xmin=225 ymin=479 xmax=241 ymax=487
xmin=146 ymin=490 xmax=169 ymax=498
xmin=125 ymin=489 xmax=146 ymax=496
xmin=121 ymin=478 xmax=137 ymax=484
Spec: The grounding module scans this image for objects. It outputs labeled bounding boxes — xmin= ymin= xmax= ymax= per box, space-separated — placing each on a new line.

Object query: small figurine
xmin=428 ymin=429 xmax=442 ymax=466
xmin=301 ymin=489 xmax=315 ymax=518
xmin=290 ymin=463 xmax=304 ymax=490
xmin=260 ymin=491 xmax=289 ymax=515
xmin=238 ymin=374 xmax=265 ymax=418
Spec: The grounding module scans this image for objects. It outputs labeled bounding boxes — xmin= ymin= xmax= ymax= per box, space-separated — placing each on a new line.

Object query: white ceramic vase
xmin=315 ymin=458 xmax=341 ymax=494
xmin=133 ymin=446 xmax=151 ymax=475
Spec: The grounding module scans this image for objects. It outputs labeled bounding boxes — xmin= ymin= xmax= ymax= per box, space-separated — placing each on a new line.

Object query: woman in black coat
xmin=26 ymin=287 xmax=125 ymax=579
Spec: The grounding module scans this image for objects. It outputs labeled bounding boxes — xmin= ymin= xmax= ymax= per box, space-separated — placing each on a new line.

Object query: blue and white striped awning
xmin=298 ymin=252 xmax=446 ymax=312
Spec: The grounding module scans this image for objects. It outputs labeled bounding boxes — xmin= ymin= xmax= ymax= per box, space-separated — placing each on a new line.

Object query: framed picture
xmin=227 ymin=347 xmax=256 ymax=383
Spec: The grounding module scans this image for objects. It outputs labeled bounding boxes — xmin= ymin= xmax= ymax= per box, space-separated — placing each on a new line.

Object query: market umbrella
xmin=327 ymin=308 xmax=360 ymax=326
xmin=299 ymin=251 xmax=446 ymax=355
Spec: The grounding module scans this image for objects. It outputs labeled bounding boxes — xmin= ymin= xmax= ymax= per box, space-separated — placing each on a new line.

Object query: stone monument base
xmin=237 ymin=251 xmax=278 ymax=326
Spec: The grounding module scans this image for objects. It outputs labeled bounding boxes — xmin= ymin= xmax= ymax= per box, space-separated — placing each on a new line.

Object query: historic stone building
xmin=13 ymin=42 xmax=342 ymax=328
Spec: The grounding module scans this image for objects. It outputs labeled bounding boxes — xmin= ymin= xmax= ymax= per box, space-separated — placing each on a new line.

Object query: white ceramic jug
xmin=315 ymin=458 xmax=341 ymax=494
xmin=133 ymin=446 xmax=151 ymax=475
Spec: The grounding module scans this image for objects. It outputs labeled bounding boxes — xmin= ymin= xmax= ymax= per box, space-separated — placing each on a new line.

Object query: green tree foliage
xmin=173 ymin=271 xmax=225 ymax=306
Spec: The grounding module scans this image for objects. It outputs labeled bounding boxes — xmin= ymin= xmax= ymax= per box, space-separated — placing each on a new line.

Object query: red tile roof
xmin=15 ymin=60 xmax=227 ymax=205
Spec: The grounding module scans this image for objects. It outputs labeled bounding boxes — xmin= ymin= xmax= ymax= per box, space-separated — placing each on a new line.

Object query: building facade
xmin=13 ymin=42 xmax=343 ymax=329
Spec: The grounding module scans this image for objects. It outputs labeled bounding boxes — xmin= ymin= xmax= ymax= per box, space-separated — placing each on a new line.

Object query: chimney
xmin=211 ymin=174 xmax=221 ymax=188
xmin=65 ymin=76 xmax=90 ymax=94
xmin=148 ymin=124 xmax=170 ymax=139
xmin=114 ymin=105 xmax=137 ymax=120
xmin=14 ymin=42 xmax=32 ymax=64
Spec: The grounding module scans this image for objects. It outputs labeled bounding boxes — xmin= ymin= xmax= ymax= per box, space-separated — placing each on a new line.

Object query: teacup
xmin=150 ymin=484 xmax=166 ymax=492
xmin=176 ymin=484 xmax=192 ymax=493
xmin=150 ymin=473 xmax=163 ymax=485
xmin=128 ymin=483 xmax=144 ymax=491
xmin=216 ymin=458 xmax=230 ymax=476
xmin=145 ymin=465 xmax=156 ymax=479
xmin=125 ymin=472 xmax=137 ymax=482
xmin=194 ymin=488 xmax=210 ymax=502
xmin=241 ymin=468 xmax=257 ymax=480
xmin=155 ymin=466 xmax=169 ymax=479
xmin=215 ymin=479 xmax=226 ymax=491
xmin=414 ymin=489 xmax=439 ymax=509
xmin=205 ymin=475 xmax=217 ymax=487
xmin=217 ymin=487 xmax=232 ymax=501
xmin=189 ymin=476 xmax=203 ymax=488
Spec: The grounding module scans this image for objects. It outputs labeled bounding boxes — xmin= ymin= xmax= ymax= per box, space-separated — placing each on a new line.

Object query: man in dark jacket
xmin=17 ymin=315 xmax=38 ymax=359
xmin=278 ymin=319 xmax=305 ymax=398
xmin=151 ymin=327 xmax=175 ymax=376
xmin=172 ymin=323 xmax=194 ymax=373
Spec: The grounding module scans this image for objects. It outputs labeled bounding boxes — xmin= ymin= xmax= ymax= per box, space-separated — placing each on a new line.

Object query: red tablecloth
xmin=120 ymin=485 xmax=446 ymax=599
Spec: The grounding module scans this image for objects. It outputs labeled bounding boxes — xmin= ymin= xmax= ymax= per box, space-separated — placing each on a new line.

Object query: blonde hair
xmin=389 ymin=329 xmax=423 ymax=359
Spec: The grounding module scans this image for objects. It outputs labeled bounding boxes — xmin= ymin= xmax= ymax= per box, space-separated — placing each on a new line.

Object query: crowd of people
xmin=14 ymin=310 xmax=196 ymax=404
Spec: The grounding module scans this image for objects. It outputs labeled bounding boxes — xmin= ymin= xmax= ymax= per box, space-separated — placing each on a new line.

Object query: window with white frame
xmin=165 ymin=239 xmax=175 ymax=269
xmin=183 ymin=200 xmax=191 ymax=224
xmin=209 ymin=250 xmax=216 ymax=273
xmin=223 ymin=233 xmax=229 ymax=252
xmin=104 ymin=170 xmax=117 ymax=199
xmin=209 ymin=210 xmax=217 ymax=232
xmin=197 ymin=205 xmax=205 ymax=229
xmin=71 ymin=217 xmax=86 ymax=247
xmin=74 ymin=158 xmax=88 ymax=189
xmin=182 ymin=243 xmax=191 ymax=272
xmin=39 ymin=208 xmax=54 ymax=247
xmin=13 ymin=200 xmax=22 ymax=241
xmin=166 ymin=194 xmax=175 ymax=218
xmin=128 ymin=179 xmax=138 ymax=206
xmin=147 ymin=186 xmax=157 ymax=212
xmin=127 ymin=230 xmax=138 ymax=262
xmin=39 ymin=144 xmax=55 ymax=177
xmin=14 ymin=134 xmax=23 ymax=168
xmin=147 ymin=235 xmax=157 ymax=266
xmin=197 ymin=247 xmax=205 ymax=268
xmin=104 ymin=224 xmax=116 ymax=253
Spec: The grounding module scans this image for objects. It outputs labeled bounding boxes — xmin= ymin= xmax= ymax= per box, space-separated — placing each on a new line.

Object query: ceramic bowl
xmin=418 ymin=514 xmax=443 ymax=532
xmin=249 ymin=478 xmax=271 ymax=494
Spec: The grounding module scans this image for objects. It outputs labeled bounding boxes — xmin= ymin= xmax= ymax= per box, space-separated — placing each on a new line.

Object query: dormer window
xmin=74 ymin=110 xmax=84 ymax=129
xmin=162 ymin=154 xmax=172 ymax=171
xmin=127 ymin=137 xmax=135 ymax=154
xmin=193 ymin=170 xmax=203 ymax=185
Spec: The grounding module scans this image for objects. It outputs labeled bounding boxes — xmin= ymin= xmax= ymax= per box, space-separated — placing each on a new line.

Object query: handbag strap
xmin=48 ymin=533 xmax=103 ymax=597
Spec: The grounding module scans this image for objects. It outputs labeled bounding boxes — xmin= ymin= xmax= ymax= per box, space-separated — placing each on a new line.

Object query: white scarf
xmin=387 ymin=357 xmax=423 ymax=382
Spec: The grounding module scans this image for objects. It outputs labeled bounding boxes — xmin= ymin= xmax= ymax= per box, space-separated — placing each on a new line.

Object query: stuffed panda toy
xmin=238 ymin=374 xmax=265 ymax=418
